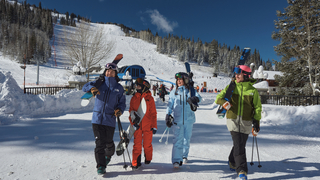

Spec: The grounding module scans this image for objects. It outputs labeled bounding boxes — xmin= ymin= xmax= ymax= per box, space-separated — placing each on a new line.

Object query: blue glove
xmin=151 ymin=128 xmax=157 ymax=134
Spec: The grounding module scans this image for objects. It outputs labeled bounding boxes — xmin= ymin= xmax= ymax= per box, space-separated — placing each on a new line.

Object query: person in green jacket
xmin=215 ymin=65 xmax=262 ymax=180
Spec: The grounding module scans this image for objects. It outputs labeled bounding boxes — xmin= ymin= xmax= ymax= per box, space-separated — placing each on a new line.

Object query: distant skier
xmin=129 ymin=78 xmax=157 ymax=170
xmin=159 ymin=84 xmax=167 ymax=102
xmin=152 ymin=84 xmax=157 ymax=96
xmin=215 ymin=65 xmax=262 ymax=180
xmin=165 ymin=72 xmax=202 ymax=168
xmin=82 ymin=63 xmax=126 ymax=175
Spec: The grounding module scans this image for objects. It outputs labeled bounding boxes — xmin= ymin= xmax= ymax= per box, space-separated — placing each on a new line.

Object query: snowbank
xmin=0 ymin=70 xmax=92 ymax=124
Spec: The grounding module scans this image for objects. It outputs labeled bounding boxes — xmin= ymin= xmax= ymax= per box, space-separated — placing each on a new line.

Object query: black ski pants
xmin=228 ymin=131 xmax=249 ymax=174
xmin=92 ymin=124 xmax=115 ymax=168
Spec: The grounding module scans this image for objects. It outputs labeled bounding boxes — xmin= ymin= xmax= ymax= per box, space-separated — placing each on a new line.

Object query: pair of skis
xmin=184 ymin=62 xmax=198 ymax=111
xmin=80 ymin=54 xmax=123 ymax=107
xmin=216 ymin=48 xmax=251 ymax=118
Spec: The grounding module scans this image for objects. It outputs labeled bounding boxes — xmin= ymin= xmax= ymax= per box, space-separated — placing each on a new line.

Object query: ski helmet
xmin=234 ymin=65 xmax=252 ymax=80
xmin=135 ymin=78 xmax=150 ymax=93
xmin=103 ymin=63 xmax=120 ymax=82
xmin=175 ymin=72 xmax=189 ymax=85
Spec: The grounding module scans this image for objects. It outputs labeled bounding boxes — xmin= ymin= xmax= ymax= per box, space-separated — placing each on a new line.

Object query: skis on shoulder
xmin=216 ymin=48 xmax=251 ymax=119
xmin=184 ymin=62 xmax=198 ymax=111
xmin=80 ymin=54 xmax=123 ymax=107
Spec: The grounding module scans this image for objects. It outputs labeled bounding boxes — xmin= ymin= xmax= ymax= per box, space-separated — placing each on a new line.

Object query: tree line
xmin=119 ymin=26 xmax=273 ymax=76
xmin=0 ymin=0 xmax=54 ymax=64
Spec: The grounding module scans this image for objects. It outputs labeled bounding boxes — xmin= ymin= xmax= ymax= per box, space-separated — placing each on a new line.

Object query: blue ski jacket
xmin=166 ymin=86 xmax=202 ymax=125
xmin=82 ymin=76 xmax=126 ymax=127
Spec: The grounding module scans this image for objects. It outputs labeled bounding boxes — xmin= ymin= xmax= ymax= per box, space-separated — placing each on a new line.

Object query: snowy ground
xmin=0 ymin=22 xmax=320 ymax=180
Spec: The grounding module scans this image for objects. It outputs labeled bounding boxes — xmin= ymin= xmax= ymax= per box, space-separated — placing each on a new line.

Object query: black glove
xmin=252 ymin=119 xmax=260 ymax=132
xmin=151 ymin=128 xmax=157 ymax=134
xmin=187 ymin=96 xmax=199 ymax=104
xmin=189 ymin=72 xmax=193 ymax=79
xmin=165 ymin=114 xmax=174 ymax=128
xmin=132 ymin=112 xmax=141 ymax=124
xmin=133 ymin=123 xmax=140 ymax=130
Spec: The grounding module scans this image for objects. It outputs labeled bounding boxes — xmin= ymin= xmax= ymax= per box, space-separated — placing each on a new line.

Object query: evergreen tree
xmin=272 ymin=0 xmax=320 ymax=95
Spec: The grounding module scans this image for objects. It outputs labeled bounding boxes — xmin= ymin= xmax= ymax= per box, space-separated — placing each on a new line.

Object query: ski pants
xmin=229 ymin=131 xmax=249 ymax=174
xmin=92 ymin=124 xmax=115 ymax=168
xmin=132 ymin=128 xmax=153 ymax=166
xmin=171 ymin=123 xmax=193 ymax=164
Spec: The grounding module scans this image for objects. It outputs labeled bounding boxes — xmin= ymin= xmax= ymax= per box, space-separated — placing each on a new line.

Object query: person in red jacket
xmin=129 ymin=78 xmax=157 ymax=170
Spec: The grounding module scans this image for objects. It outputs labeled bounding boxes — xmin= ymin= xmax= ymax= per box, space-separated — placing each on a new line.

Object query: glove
xmin=114 ymin=108 xmax=122 ymax=117
xmin=90 ymin=87 xmax=100 ymax=97
xmin=222 ymin=101 xmax=232 ymax=110
xmin=165 ymin=114 xmax=174 ymax=128
xmin=133 ymin=123 xmax=140 ymax=130
xmin=189 ymin=72 xmax=193 ymax=79
xmin=130 ymin=111 xmax=141 ymax=124
xmin=187 ymin=96 xmax=199 ymax=104
xmin=151 ymin=128 xmax=157 ymax=134
xmin=252 ymin=119 xmax=260 ymax=136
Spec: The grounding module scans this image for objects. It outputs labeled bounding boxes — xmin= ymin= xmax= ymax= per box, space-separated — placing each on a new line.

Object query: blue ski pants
xmin=171 ymin=123 xmax=193 ymax=164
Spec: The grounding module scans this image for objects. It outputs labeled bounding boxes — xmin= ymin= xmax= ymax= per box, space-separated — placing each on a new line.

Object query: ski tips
xmin=112 ymin=54 xmax=123 ymax=64
xmin=244 ymin=47 xmax=251 ymax=50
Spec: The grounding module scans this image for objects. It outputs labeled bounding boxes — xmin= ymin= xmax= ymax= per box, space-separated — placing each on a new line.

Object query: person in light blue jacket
xmin=82 ymin=63 xmax=126 ymax=175
xmin=165 ymin=72 xmax=202 ymax=168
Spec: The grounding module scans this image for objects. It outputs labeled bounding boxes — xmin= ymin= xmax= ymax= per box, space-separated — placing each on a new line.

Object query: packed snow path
xmin=0 ymin=93 xmax=319 ymax=180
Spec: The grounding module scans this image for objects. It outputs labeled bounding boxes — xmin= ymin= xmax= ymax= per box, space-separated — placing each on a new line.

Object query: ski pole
xmin=250 ymin=136 xmax=255 ymax=166
xmin=159 ymin=127 xmax=168 ymax=142
xmin=122 ymin=152 xmax=128 ymax=169
xmin=255 ymin=136 xmax=262 ymax=168
xmin=126 ymin=147 xmax=132 ymax=165
xmin=165 ymin=127 xmax=170 ymax=145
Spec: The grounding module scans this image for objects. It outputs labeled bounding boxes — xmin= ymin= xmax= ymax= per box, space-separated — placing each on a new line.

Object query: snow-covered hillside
xmin=0 ymin=22 xmax=319 ymax=180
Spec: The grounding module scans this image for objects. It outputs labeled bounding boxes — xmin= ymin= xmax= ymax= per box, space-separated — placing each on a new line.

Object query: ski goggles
xmin=175 ymin=72 xmax=189 ymax=79
xmin=105 ymin=63 xmax=118 ymax=71
xmin=135 ymin=78 xmax=150 ymax=88
xmin=233 ymin=67 xmax=243 ymax=74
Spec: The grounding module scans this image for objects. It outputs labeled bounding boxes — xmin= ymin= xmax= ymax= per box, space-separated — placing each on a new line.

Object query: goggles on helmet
xmin=135 ymin=78 xmax=150 ymax=89
xmin=105 ymin=63 xmax=118 ymax=71
xmin=175 ymin=72 xmax=188 ymax=79
xmin=233 ymin=67 xmax=243 ymax=74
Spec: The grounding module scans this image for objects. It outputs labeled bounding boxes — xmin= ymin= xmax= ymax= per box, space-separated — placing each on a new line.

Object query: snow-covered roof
xmin=263 ymin=70 xmax=283 ymax=80
xmin=253 ymin=80 xmax=269 ymax=89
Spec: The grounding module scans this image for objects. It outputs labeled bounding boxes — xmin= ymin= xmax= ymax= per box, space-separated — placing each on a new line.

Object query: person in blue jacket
xmin=165 ymin=72 xmax=202 ymax=168
xmin=82 ymin=62 xmax=126 ymax=175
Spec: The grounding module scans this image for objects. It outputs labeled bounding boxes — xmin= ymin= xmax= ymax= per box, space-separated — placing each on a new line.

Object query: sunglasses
xmin=175 ymin=73 xmax=188 ymax=79
xmin=105 ymin=63 xmax=118 ymax=71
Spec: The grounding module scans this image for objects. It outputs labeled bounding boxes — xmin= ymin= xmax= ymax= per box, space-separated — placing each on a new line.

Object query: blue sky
xmin=26 ymin=0 xmax=289 ymax=63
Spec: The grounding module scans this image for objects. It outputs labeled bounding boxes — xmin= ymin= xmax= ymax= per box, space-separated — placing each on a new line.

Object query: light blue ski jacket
xmin=82 ymin=77 xmax=126 ymax=127
xmin=166 ymin=86 xmax=202 ymax=125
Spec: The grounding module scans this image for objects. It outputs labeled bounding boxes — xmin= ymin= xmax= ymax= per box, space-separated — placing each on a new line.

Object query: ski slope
xmin=0 ymin=22 xmax=319 ymax=180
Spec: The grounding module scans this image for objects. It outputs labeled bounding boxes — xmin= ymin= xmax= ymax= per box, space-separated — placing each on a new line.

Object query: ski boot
xmin=183 ymin=158 xmax=188 ymax=164
xmin=238 ymin=170 xmax=247 ymax=180
xmin=97 ymin=166 xmax=106 ymax=175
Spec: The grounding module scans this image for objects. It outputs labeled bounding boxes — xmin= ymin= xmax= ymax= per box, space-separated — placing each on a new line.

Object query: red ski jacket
xmin=129 ymin=91 xmax=157 ymax=131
